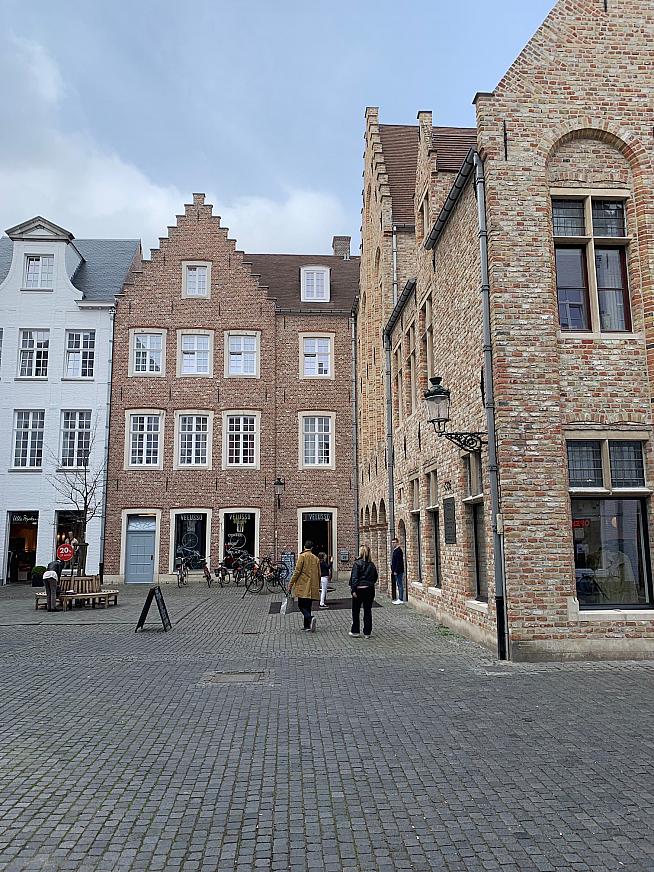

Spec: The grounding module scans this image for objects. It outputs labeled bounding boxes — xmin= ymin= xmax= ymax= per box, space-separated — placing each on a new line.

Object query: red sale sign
xmin=57 ymin=544 xmax=74 ymax=562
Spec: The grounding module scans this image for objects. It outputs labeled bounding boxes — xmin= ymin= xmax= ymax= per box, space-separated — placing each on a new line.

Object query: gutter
xmin=98 ymin=306 xmax=115 ymax=583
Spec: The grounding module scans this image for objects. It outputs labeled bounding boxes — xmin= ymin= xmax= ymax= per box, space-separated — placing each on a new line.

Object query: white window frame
xmin=12 ymin=410 xmax=45 ymax=469
xmin=222 ymin=411 xmax=261 ymax=470
xmin=177 ymin=330 xmax=213 ymax=378
xmin=224 ymin=331 xmax=261 ymax=379
xmin=174 ymin=410 xmax=214 ymax=470
xmin=300 ymin=266 xmax=331 ymax=303
xmin=64 ymin=330 xmax=96 ymax=380
xmin=298 ymin=411 xmax=335 ymax=469
xmin=299 ymin=332 xmax=335 ymax=379
xmin=168 ymin=508 xmax=213 ymax=573
xmin=23 ymin=254 xmax=54 ymax=290
xmin=60 ymin=410 xmax=93 ymax=468
xmin=17 ymin=329 xmax=49 ymax=379
xmin=182 ymin=261 xmax=211 ymax=299
xmin=124 ymin=410 xmax=165 ymax=470
xmin=129 ymin=329 xmax=166 ymax=377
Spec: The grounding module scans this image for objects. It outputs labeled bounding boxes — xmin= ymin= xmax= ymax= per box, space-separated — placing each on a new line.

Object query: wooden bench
xmin=35 ymin=575 xmax=105 ymax=610
xmin=60 ymin=589 xmax=119 ymax=611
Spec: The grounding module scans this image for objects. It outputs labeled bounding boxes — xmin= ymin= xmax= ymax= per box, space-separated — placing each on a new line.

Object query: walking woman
xmin=318 ymin=551 xmax=331 ymax=609
xmin=349 ymin=545 xmax=378 ymax=639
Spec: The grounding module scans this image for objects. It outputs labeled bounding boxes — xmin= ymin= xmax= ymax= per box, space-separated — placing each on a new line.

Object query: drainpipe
xmin=473 ymin=151 xmax=509 ymax=661
xmin=98 ymin=307 xmax=115 ymax=585
xmin=391 ymin=225 xmax=398 ymax=305
xmin=351 ymin=311 xmax=360 ymax=555
xmin=384 ymin=331 xmax=396 ymax=600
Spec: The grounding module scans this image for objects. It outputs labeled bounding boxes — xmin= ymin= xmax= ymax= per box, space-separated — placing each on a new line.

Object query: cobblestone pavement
xmin=2 ymin=581 xmax=654 ymax=872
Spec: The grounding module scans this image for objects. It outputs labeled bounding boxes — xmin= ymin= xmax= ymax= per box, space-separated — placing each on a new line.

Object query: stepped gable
xmin=245 ymin=253 xmax=360 ymax=312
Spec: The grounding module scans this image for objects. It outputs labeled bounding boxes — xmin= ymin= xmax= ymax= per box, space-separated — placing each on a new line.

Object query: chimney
xmin=332 ymin=235 xmax=351 ymax=259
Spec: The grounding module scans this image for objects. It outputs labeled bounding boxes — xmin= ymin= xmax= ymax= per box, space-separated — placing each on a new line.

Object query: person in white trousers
xmin=319 ymin=552 xmax=331 ymax=609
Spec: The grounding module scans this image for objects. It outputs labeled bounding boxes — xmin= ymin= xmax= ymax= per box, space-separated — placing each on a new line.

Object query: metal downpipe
xmin=473 ymin=151 xmax=509 ymax=661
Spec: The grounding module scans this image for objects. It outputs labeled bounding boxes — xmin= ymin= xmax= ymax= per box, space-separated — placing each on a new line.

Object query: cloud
xmin=0 ymin=34 xmax=348 ymax=255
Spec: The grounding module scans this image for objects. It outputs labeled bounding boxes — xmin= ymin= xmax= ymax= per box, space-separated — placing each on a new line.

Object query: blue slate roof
xmin=0 ymin=236 xmax=140 ymax=301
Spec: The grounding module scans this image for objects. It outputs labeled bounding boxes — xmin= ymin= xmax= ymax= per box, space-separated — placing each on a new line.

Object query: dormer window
xmin=301 ymin=267 xmax=330 ymax=303
xmin=24 ymin=255 xmax=54 ymax=289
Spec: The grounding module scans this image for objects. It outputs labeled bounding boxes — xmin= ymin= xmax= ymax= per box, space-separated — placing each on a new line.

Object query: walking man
xmin=391 ymin=537 xmax=405 ymax=604
xmin=289 ymin=541 xmax=320 ymax=632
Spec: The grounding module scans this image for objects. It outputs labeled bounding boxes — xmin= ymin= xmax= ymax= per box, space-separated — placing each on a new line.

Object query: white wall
xmin=0 ymin=237 xmax=113 ymax=581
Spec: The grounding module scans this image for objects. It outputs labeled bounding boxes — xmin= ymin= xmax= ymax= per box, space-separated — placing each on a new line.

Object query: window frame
xmin=182 ymin=261 xmax=211 ymax=299
xmin=23 ymin=254 xmax=54 ymax=290
xmin=129 ymin=329 xmax=167 ymax=377
xmin=124 ymin=410 xmax=165 ymax=470
xmin=300 ymin=266 xmax=331 ymax=303
xmin=299 ymin=332 xmax=335 ymax=380
xmin=551 ymin=189 xmax=633 ymax=336
xmin=64 ymin=330 xmax=96 ymax=380
xmin=17 ymin=329 xmax=49 ymax=379
xmin=174 ymin=410 xmax=213 ymax=470
xmin=566 ymin=434 xmax=649 ymax=496
xmin=298 ymin=411 xmax=335 ymax=470
xmin=176 ymin=330 xmax=213 ymax=378
xmin=224 ymin=331 xmax=260 ymax=379
xmin=222 ymin=410 xmax=261 ymax=470
xmin=60 ymin=410 xmax=93 ymax=468
xmin=12 ymin=409 xmax=45 ymax=469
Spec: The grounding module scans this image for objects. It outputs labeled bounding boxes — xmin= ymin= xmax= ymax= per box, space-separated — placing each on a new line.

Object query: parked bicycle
xmin=242 ymin=555 xmax=290 ymax=596
xmin=176 ymin=556 xmax=190 ymax=588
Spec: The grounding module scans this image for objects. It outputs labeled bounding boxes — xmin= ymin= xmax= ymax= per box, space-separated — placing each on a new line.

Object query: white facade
xmin=0 ymin=218 xmax=137 ymax=583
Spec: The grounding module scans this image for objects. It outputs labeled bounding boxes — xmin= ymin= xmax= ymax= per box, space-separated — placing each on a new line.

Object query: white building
xmin=0 ymin=217 xmax=139 ymax=583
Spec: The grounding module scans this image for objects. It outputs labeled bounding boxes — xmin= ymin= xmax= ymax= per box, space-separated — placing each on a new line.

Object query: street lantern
xmin=274 ymin=477 xmax=285 ymax=508
xmin=424 ymin=377 xmax=451 ymax=433
xmin=425 ymin=376 xmax=486 ymax=453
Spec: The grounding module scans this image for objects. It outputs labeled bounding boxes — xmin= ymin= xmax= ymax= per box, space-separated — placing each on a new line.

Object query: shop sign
xmin=572 ymin=519 xmax=590 ymax=529
xmin=57 ymin=544 xmax=75 ymax=562
xmin=10 ymin=512 xmax=38 ymax=525
xmin=180 ymin=514 xmax=203 ymax=522
xmin=304 ymin=512 xmax=332 ymax=522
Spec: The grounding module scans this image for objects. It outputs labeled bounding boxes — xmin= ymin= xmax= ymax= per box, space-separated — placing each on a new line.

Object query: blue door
xmin=125 ymin=515 xmax=156 ymax=583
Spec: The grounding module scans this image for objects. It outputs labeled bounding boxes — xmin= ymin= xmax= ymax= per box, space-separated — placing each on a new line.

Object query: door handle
xmin=150 ymin=555 xmax=154 ymax=561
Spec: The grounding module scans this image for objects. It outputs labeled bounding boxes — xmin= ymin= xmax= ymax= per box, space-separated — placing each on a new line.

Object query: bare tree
xmin=46 ymin=421 xmax=106 ymax=576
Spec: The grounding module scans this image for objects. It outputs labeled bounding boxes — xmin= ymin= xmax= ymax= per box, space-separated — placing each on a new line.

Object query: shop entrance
xmin=7 ymin=511 xmax=39 ymax=583
xmin=301 ymin=511 xmax=333 ymax=558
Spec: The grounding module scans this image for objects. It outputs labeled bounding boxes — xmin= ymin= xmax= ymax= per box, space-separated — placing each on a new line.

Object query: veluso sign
xmin=304 ymin=512 xmax=332 ymax=522
xmin=10 ymin=512 xmax=38 ymax=525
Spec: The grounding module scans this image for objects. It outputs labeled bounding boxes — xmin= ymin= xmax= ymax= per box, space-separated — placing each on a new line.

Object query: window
xmin=18 ymin=330 xmax=49 ymax=378
xmin=129 ymin=414 xmax=162 ymax=466
xmin=463 ymin=452 xmax=487 ymax=601
xmin=13 ymin=410 xmax=45 ymax=468
xmin=567 ymin=437 xmax=651 ymax=607
xmin=61 ymin=411 xmax=92 ymax=467
xmin=227 ymin=333 xmax=258 ymax=377
xmin=301 ymin=267 xmax=330 ymax=302
xmin=407 ymin=323 xmax=417 ymax=413
xmin=65 ymin=331 xmax=95 ymax=378
xmin=178 ymin=415 xmax=209 ymax=466
xmin=421 ymin=296 xmax=434 ymax=386
xmin=302 ymin=415 xmax=333 ymax=466
xmin=24 ymin=255 xmax=54 ymax=289
xmin=180 ymin=333 xmax=210 ymax=375
xmin=302 ymin=336 xmax=332 ymax=377
xmin=553 ymin=196 xmax=631 ymax=333
xmin=0 ymin=327 xmax=3 ymax=376
xmin=426 ymin=471 xmax=441 ymax=589
xmin=226 ymin=415 xmax=257 ymax=466
xmin=183 ymin=263 xmax=210 ymax=298
xmin=132 ymin=332 xmax=164 ymax=375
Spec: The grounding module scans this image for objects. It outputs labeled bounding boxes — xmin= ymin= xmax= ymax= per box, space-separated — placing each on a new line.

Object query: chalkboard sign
xmin=281 ymin=551 xmax=296 ymax=578
xmin=135 ymin=585 xmax=172 ymax=632
xmin=443 ymin=497 xmax=457 ymax=545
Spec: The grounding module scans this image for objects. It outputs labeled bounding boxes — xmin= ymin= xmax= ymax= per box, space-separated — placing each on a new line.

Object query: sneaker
xmin=349 ymin=631 xmax=360 ymax=637
xmin=363 ymin=634 xmax=372 ymax=640
xmin=319 ymin=604 xmax=329 ymax=609
xmin=310 ymin=616 xmax=317 ymax=633
xmin=394 ymin=599 xmax=404 ymax=605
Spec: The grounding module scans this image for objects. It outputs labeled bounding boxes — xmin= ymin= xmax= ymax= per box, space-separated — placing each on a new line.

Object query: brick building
xmin=358 ymin=0 xmax=654 ymax=660
xmin=104 ymin=195 xmax=358 ymax=584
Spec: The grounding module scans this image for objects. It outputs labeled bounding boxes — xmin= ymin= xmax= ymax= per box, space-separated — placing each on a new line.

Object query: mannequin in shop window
xmin=588 ymin=545 xmax=638 ymax=604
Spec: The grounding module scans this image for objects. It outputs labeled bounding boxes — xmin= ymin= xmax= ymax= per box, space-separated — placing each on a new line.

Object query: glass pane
xmin=592 ymin=200 xmax=625 ymax=237
xmin=552 ymin=200 xmax=585 ymax=236
xmin=609 ymin=442 xmax=645 ymax=488
xmin=556 ymin=247 xmax=590 ymax=331
xmin=596 ymin=248 xmax=629 ymax=331
xmin=595 ymin=248 xmax=624 ymax=288
xmin=567 ymin=441 xmax=603 ymax=487
xmin=572 ymin=498 xmax=650 ymax=606
xmin=473 ymin=503 xmax=488 ymax=601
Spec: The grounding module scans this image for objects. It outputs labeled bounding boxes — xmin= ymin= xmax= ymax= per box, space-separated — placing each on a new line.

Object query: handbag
xmin=280 ymin=594 xmax=290 ymax=616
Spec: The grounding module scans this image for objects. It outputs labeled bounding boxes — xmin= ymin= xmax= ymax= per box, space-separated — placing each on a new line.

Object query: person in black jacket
xmin=391 ymin=537 xmax=405 ymax=604
xmin=349 ymin=545 xmax=378 ymax=639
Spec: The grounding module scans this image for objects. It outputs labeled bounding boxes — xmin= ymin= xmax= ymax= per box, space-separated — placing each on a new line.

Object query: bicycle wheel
xmin=249 ymin=572 xmax=265 ymax=594
xmin=205 ymin=569 xmax=212 ymax=588
xmin=266 ymin=573 xmax=278 ymax=593
xmin=177 ymin=567 xmax=184 ymax=588
xmin=217 ymin=567 xmax=230 ymax=587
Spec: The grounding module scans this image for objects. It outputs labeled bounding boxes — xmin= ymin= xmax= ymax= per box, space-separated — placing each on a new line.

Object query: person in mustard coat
xmin=289 ymin=541 xmax=321 ymax=632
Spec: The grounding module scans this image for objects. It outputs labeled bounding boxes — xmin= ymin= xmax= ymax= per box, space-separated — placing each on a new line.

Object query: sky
xmin=0 ymin=0 xmax=555 ymax=255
